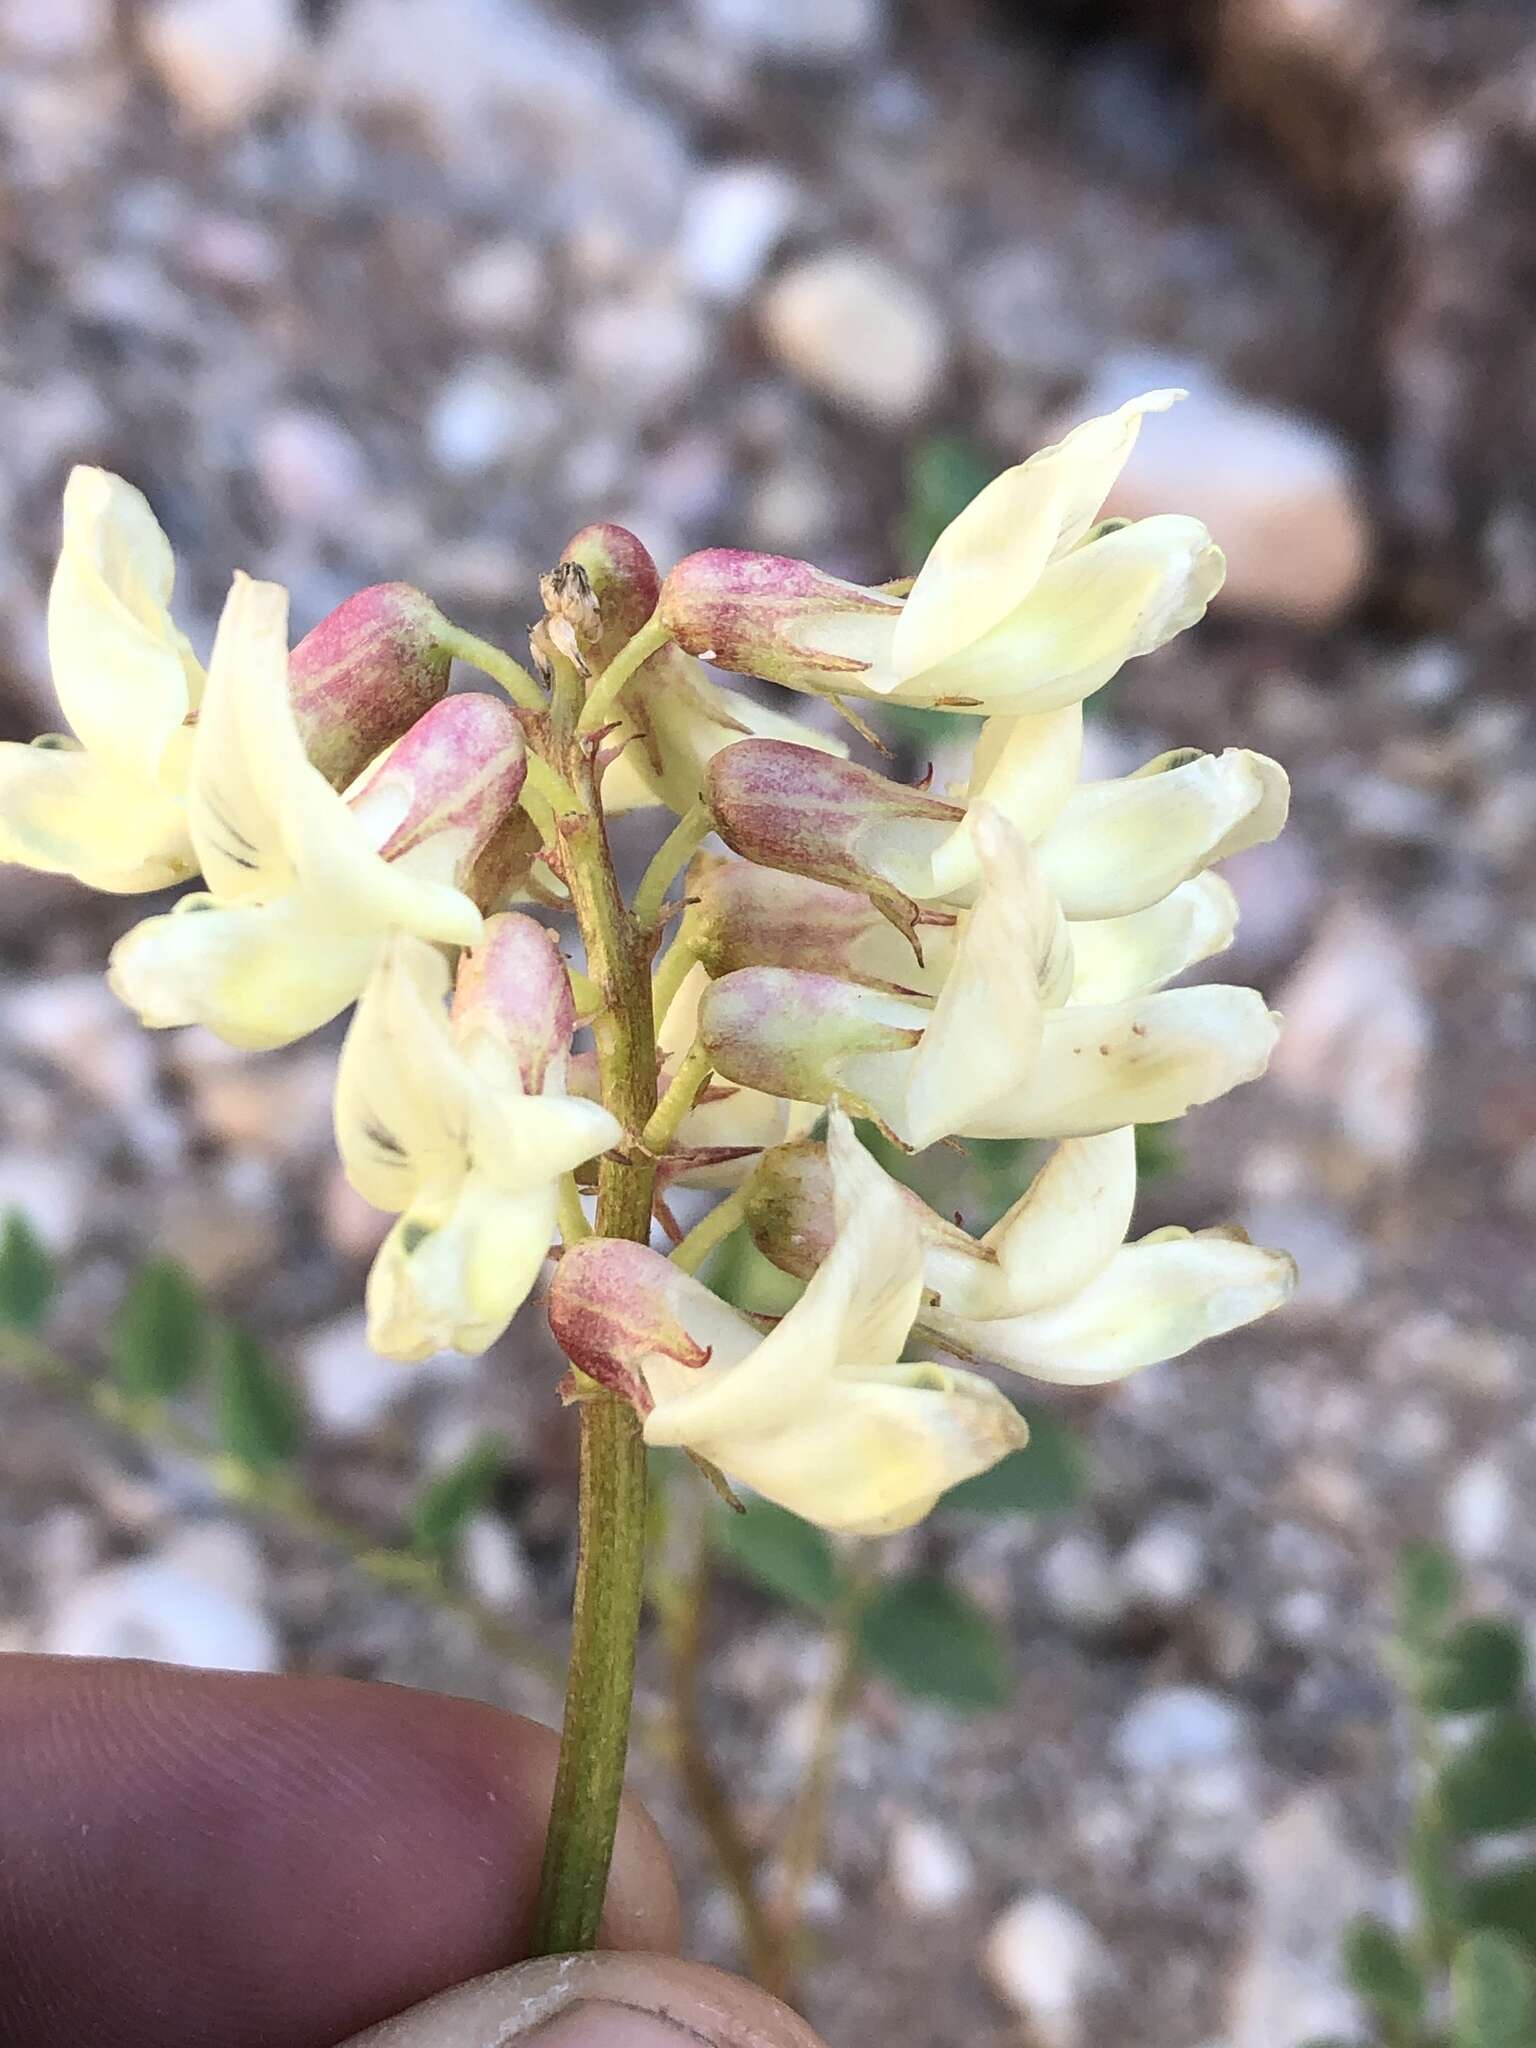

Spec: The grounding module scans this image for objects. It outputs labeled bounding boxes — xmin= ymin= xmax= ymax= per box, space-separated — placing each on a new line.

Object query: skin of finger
xmin=340 ymin=1953 xmax=828 ymax=2048
xmin=0 ymin=1655 xmax=681 ymax=2048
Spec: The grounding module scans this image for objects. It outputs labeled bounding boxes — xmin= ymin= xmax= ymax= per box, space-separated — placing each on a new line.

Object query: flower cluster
xmin=6 ymin=388 xmax=1294 ymax=1533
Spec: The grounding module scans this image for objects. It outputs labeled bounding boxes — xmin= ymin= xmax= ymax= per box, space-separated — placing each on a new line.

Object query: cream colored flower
xmin=549 ymin=1112 xmax=1027 ymax=1533
xmin=109 ymin=575 xmax=523 ymax=1050
xmin=749 ymin=1124 xmax=1296 ymax=1384
xmin=660 ymin=391 xmax=1224 ymax=718
xmin=0 ymin=468 xmax=204 ymax=891
xmin=657 ymin=959 xmax=818 ymax=1188
xmin=337 ymin=924 xmax=622 ymax=1363
xmin=700 ymin=808 xmax=1279 ymax=1149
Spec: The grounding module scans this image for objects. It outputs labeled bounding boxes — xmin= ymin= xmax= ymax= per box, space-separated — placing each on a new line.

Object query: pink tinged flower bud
xmin=288 ymin=583 xmax=453 ymax=789
xmin=707 ymin=739 xmax=963 ymax=953
xmin=698 ymin=966 xmax=924 ymax=1123
xmin=559 ymin=523 xmax=663 ymax=669
xmin=547 ymin=1237 xmax=711 ymax=1415
xmin=685 ymin=850 xmax=928 ymax=992
xmin=345 ymin=693 xmax=526 ymax=888
xmin=453 ymin=911 xmax=575 ymax=1095
xmin=658 ymin=549 xmax=901 ymax=695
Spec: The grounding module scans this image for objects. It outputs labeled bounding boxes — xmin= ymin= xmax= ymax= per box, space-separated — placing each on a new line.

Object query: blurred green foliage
xmin=1305 ymin=1545 xmax=1536 ymax=2048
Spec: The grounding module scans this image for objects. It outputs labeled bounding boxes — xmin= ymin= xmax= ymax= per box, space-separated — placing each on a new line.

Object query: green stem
xmin=633 ymin=802 xmax=711 ymax=937
xmin=556 ymin=1173 xmax=592 ymax=1247
xmin=650 ymin=928 xmax=700 ymax=1031
xmin=439 ymin=623 xmax=549 ymax=716
xmin=643 ymin=1038 xmax=712 ymax=1158
xmin=532 ymin=733 xmax=660 ymax=1957
xmin=576 ymin=613 xmax=671 ymax=736
xmin=670 ymin=1180 xmax=754 ymax=1277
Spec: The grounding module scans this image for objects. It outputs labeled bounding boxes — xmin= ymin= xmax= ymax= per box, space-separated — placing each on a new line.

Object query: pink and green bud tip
xmin=289 ymin=582 xmax=453 ymax=789
xmin=658 ymin=549 xmax=900 ymax=696
xmin=706 ymin=738 xmax=961 ymax=954
xmin=453 ymin=911 xmax=576 ymax=1095
xmin=346 ymin=693 xmax=526 ymax=891
xmin=547 ymin=1237 xmax=711 ymax=1415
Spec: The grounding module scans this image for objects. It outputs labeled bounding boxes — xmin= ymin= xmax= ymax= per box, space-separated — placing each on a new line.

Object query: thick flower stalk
xmin=4 ymin=394 xmax=1296 ymax=1956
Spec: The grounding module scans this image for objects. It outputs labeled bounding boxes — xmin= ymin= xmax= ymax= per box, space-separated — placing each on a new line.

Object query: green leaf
xmin=715 ymin=1498 xmax=841 ymax=1612
xmin=1398 ymin=1543 xmax=1462 ymax=1648
xmin=1342 ymin=1915 xmax=1424 ymax=2032
xmin=857 ymin=1573 xmax=1012 ymax=1713
xmin=900 ymin=433 xmax=994 ymax=569
xmin=1422 ymin=1619 xmax=1528 ymax=1717
xmin=1133 ymin=1123 xmax=1185 ymax=1183
xmin=0 ymin=1211 xmax=56 ymax=1332
xmin=942 ymin=1405 xmax=1089 ymax=1517
xmin=1450 ymin=1930 xmax=1536 ymax=2048
xmin=1439 ymin=1717 xmax=1536 ymax=1837
xmin=1464 ymin=1864 xmax=1536 ymax=1953
xmin=212 ymin=1323 xmax=304 ymax=1470
xmin=111 ymin=1257 xmax=206 ymax=1399
xmin=410 ymin=1433 xmax=506 ymax=1560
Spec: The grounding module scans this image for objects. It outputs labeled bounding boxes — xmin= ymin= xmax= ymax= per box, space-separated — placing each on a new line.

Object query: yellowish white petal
xmin=963 ymin=986 xmax=1280 ymax=1139
xmin=665 ymin=1361 xmax=1029 ymax=1534
xmin=109 ymin=895 xmax=383 ymax=1050
xmin=45 ymin=467 xmax=203 ymax=787
xmin=0 ymin=737 xmax=192 ymax=892
xmin=366 ymin=1179 xmax=557 ymax=1362
xmin=922 ymin=1227 xmax=1296 ymax=1384
xmin=892 ymin=390 xmax=1184 ymax=681
xmin=191 ymin=575 xmax=482 ymax=946
xmin=1067 ymin=873 xmax=1239 ymax=1004
xmin=900 ymin=513 xmax=1223 ymax=714
xmin=1035 ymin=747 xmax=1289 ymax=919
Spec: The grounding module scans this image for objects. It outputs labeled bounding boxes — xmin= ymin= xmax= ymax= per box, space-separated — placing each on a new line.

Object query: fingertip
xmin=0 ymin=1656 xmax=680 ymax=2048
xmin=342 ymin=1953 xmax=827 ymax=2048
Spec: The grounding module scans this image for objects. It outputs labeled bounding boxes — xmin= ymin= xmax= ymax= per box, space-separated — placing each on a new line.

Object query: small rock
xmin=982 ymin=1893 xmax=1109 ymax=2048
xmin=1039 ymin=1530 xmax=1127 ymax=1634
xmin=1239 ymin=1198 xmax=1365 ymax=1316
xmin=1119 ymin=1515 xmax=1207 ymax=1615
xmin=0 ymin=1150 xmax=86 ymax=1249
xmin=253 ymin=406 xmax=372 ymax=537
xmin=297 ymin=1314 xmax=407 ymax=1434
xmin=427 ymin=359 xmax=560 ymax=475
xmin=1221 ymin=830 xmax=1325 ymax=976
xmin=460 ymin=1513 xmax=535 ymax=1611
xmin=138 ymin=0 xmax=303 ymax=131
xmin=2 ymin=973 xmax=157 ymax=1117
xmin=687 ymin=0 xmax=885 ymax=64
xmin=43 ymin=1555 xmax=279 ymax=1672
xmin=573 ymin=289 xmax=713 ymax=424
xmin=447 ymin=237 xmax=549 ymax=337
xmin=760 ymin=250 xmax=949 ymax=424
xmin=1226 ymin=1792 xmax=1370 ymax=2048
xmin=1114 ymin=1686 xmax=1250 ymax=1776
xmin=159 ymin=1521 xmax=268 ymax=1603
xmin=1446 ymin=1458 xmax=1512 ymax=1563
xmin=1070 ymin=352 xmax=1372 ymax=624
xmin=2 ymin=0 xmax=112 ymax=61
xmin=677 ymin=163 xmax=801 ymax=301
xmin=174 ymin=1040 xmax=335 ymax=1159
xmin=887 ymin=1814 xmax=974 ymax=1915
xmin=1271 ymin=899 xmax=1431 ymax=1171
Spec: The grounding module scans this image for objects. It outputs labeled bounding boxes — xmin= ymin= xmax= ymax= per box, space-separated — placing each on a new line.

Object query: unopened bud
xmin=547 ymin=1237 xmax=711 ymax=1415
xmin=290 ymin=583 xmax=452 ymax=789
xmin=744 ymin=1138 xmax=837 ymax=1280
xmin=686 ymin=850 xmax=921 ymax=990
xmin=707 ymin=740 xmax=961 ymax=951
xmin=559 ymin=523 xmax=663 ymax=669
xmin=453 ymin=911 xmax=575 ymax=1094
xmin=658 ymin=549 xmax=901 ymax=696
xmin=698 ymin=966 xmax=923 ymax=1120
xmin=346 ymin=693 xmax=526 ymax=887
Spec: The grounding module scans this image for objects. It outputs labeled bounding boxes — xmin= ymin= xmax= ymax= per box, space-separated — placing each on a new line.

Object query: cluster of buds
xmin=4 ymin=386 xmax=1295 ymax=1533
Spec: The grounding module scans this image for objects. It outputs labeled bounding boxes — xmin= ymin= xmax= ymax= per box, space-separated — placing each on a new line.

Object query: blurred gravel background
xmin=3 ymin=1 xmax=1536 ymax=2043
